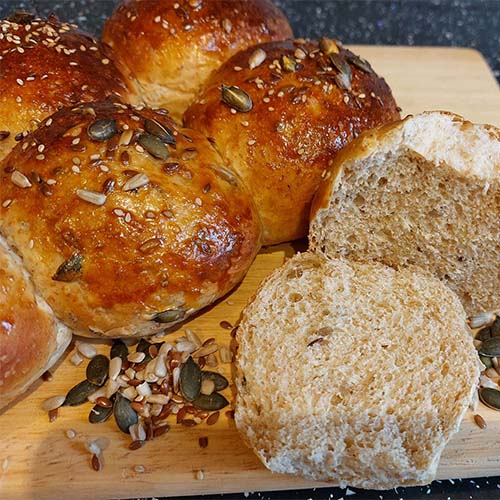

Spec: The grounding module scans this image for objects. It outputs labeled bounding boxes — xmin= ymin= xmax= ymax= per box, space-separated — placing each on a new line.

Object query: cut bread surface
xmin=310 ymin=112 xmax=500 ymax=315
xmin=235 ymin=252 xmax=479 ymax=489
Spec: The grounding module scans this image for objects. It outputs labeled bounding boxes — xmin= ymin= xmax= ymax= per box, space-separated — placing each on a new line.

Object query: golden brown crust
xmin=0 ymin=13 xmax=134 ymax=162
xmin=183 ymin=38 xmax=400 ymax=245
xmin=0 ymin=237 xmax=71 ymax=408
xmin=0 ymin=100 xmax=262 ymax=337
xmin=102 ymin=0 xmax=293 ymax=120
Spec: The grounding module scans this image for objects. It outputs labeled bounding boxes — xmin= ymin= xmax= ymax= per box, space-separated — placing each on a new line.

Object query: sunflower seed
xmin=346 ymin=53 xmax=372 ymax=73
xmin=138 ymin=133 xmax=170 ymax=160
xmin=319 ymin=37 xmax=339 ymax=55
xmin=192 ymin=344 xmax=218 ymax=358
xmin=192 ymin=393 xmax=229 ymax=411
xmin=122 ymin=173 xmax=150 ymax=191
xmin=52 ymin=253 xmax=83 ymax=282
xmin=248 ymin=48 xmax=266 ymax=69
xmin=128 ymin=352 xmax=146 ymax=364
xmin=200 ymin=378 xmax=215 ymax=395
xmin=76 ymin=189 xmax=107 ymax=206
xmin=469 ymin=311 xmax=497 ymax=329
xmin=114 ymin=393 xmax=138 ymax=433
xmin=219 ymin=346 xmax=232 ymax=363
xmin=11 ymin=170 xmax=32 ymax=188
xmin=109 ymin=356 xmax=122 ymax=381
xmin=64 ymin=380 xmax=100 ymax=406
xmin=146 ymin=394 xmax=169 ymax=405
xmin=110 ymin=339 xmax=128 ymax=361
xmin=180 ymin=356 xmax=201 ymax=402
xmin=88 ymin=118 xmax=117 ymax=142
xmin=153 ymin=309 xmax=185 ymax=324
xmin=144 ymin=118 xmax=176 ymax=145
xmin=76 ymin=342 xmax=97 ymax=359
xmin=201 ymin=371 xmax=229 ymax=391
xmin=211 ymin=165 xmax=238 ymax=186
xmin=221 ymin=85 xmax=253 ymax=112
xmin=479 ymin=387 xmax=500 ymax=410
xmin=42 ymin=395 xmax=66 ymax=412
xmin=86 ymin=355 xmax=109 ymax=386
xmin=479 ymin=337 xmax=500 ymax=357
xmin=186 ymin=329 xmax=202 ymax=347
xmin=89 ymin=403 xmax=113 ymax=423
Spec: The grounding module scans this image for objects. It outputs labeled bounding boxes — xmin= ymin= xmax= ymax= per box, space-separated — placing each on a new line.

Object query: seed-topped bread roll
xmin=310 ymin=112 xmax=500 ymax=315
xmin=184 ymin=38 xmax=400 ymax=245
xmin=0 ymin=235 xmax=71 ymax=410
xmin=0 ymin=100 xmax=261 ymax=338
xmin=236 ymin=252 xmax=479 ymax=489
xmin=0 ymin=11 xmax=133 ymax=162
xmin=102 ymin=0 xmax=293 ymax=121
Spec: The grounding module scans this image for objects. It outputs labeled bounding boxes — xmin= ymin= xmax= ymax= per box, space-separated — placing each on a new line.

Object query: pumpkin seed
xmin=52 ymin=253 xmax=83 ymax=282
xmin=221 ymin=85 xmax=253 ymax=112
xmin=86 ymin=355 xmax=109 ymax=386
xmin=193 ymin=392 xmax=229 ymax=411
xmin=180 ymin=356 xmax=201 ymax=402
xmin=89 ymin=402 xmax=113 ymax=424
xmin=136 ymin=338 xmax=151 ymax=354
xmin=329 ymin=53 xmax=352 ymax=90
xmin=64 ymin=380 xmax=100 ymax=406
xmin=153 ymin=309 xmax=185 ymax=324
xmin=144 ymin=118 xmax=176 ymax=146
xmin=479 ymin=387 xmax=500 ymax=411
xmin=138 ymin=133 xmax=170 ymax=160
xmin=110 ymin=339 xmax=128 ymax=362
xmin=114 ymin=393 xmax=138 ymax=433
xmin=480 ymin=355 xmax=493 ymax=368
xmin=490 ymin=317 xmax=500 ymax=337
xmin=201 ymin=371 xmax=229 ymax=391
xmin=87 ymin=118 xmax=117 ymax=142
xmin=479 ymin=337 xmax=500 ymax=357
xmin=319 ymin=37 xmax=339 ymax=55
xmin=476 ymin=326 xmax=492 ymax=341
xmin=281 ymin=55 xmax=297 ymax=72
xmin=346 ymin=53 xmax=372 ymax=73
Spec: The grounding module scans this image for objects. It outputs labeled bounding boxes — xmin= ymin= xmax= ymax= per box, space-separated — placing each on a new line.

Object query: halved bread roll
xmin=235 ymin=252 xmax=479 ymax=489
xmin=310 ymin=111 xmax=500 ymax=315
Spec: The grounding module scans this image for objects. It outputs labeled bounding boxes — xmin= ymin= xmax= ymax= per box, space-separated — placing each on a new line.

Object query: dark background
xmin=1 ymin=1 xmax=499 ymax=499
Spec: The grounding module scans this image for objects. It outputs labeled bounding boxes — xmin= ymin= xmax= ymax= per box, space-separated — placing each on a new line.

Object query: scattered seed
xmin=114 ymin=393 xmax=139 ymax=433
xmin=96 ymin=397 xmax=113 ymax=408
xmin=195 ymin=469 xmax=204 ymax=480
xmin=129 ymin=440 xmax=145 ymax=451
xmin=474 ymin=414 xmax=487 ymax=429
xmin=91 ymin=454 xmax=102 ymax=472
xmin=206 ymin=411 xmax=220 ymax=425
xmin=479 ymin=387 xmax=500 ymax=411
xmin=88 ymin=118 xmax=117 ymax=142
xmin=109 ymin=356 xmax=122 ymax=381
xmin=180 ymin=356 xmax=202 ymax=402
xmin=219 ymin=346 xmax=232 ymax=363
xmin=77 ymin=342 xmax=97 ymax=359
xmin=110 ymin=340 xmax=128 ymax=362
xmin=42 ymin=395 xmax=66 ymax=412
xmin=201 ymin=371 xmax=229 ymax=391
xmin=479 ymin=337 xmax=500 ymax=357
xmin=64 ymin=380 xmax=100 ymax=406
xmin=66 ymin=429 xmax=76 ymax=439
xmin=219 ymin=320 xmax=232 ymax=330
xmin=86 ymin=355 xmax=109 ymax=386
xmin=133 ymin=464 xmax=145 ymax=473
xmin=128 ymin=352 xmax=146 ymax=364
xmin=193 ymin=393 xmax=229 ymax=411
xmin=48 ymin=408 xmax=58 ymax=422
xmin=221 ymin=85 xmax=253 ymax=112
xmin=192 ymin=344 xmax=218 ymax=358
xmin=89 ymin=403 xmax=113 ymax=424
xmin=200 ymin=378 xmax=215 ymax=396
xmin=70 ymin=351 xmax=84 ymax=366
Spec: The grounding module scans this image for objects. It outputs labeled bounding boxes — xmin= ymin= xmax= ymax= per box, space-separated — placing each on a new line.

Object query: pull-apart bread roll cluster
xmin=0 ymin=12 xmax=133 ymax=162
xmin=103 ymin=0 xmax=293 ymax=121
xmin=0 ymin=101 xmax=261 ymax=339
xmin=184 ymin=38 xmax=400 ymax=245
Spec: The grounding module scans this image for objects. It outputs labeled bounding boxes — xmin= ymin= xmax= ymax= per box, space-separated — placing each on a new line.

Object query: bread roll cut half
xmin=235 ymin=252 xmax=479 ymax=489
xmin=310 ymin=111 xmax=500 ymax=315
xmin=0 ymin=235 xmax=71 ymax=410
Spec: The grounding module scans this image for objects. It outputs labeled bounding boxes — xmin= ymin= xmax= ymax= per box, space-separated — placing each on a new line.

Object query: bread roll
xmin=0 ymin=235 xmax=71 ymax=410
xmin=184 ymin=38 xmax=400 ymax=245
xmin=102 ymin=0 xmax=293 ymax=121
xmin=235 ymin=252 xmax=479 ymax=489
xmin=0 ymin=100 xmax=261 ymax=338
xmin=0 ymin=12 xmax=134 ymax=163
xmin=310 ymin=111 xmax=500 ymax=314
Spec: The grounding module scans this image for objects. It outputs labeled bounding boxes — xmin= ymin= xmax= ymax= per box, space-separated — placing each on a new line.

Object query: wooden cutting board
xmin=1 ymin=46 xmax=500 ymax=500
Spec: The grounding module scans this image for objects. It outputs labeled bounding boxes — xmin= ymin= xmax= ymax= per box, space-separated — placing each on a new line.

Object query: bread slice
xmin=309 ymin=111 xmax=500 ymax=315
xmin=235 ymin=252 xmax=479 ymax=489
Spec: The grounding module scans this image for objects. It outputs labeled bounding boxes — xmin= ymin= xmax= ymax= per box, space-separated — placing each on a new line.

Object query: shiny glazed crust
xmin=0 ymin=12 xmax=134 ymax=162
xmin=102 ymin=0 xmax=293 ymax=120
xmin=184 ymin=38 xmax=400 ymax=245
xmin=0 ymin=100 xmax=262 ymax=338
xmin=0 ymin=236 xmax=71 ymax=409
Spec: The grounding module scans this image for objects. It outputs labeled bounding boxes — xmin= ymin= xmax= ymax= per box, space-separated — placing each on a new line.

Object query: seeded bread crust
xmin=184 ymin=38 xmax=400 ymax=245
xmin=310 ymin=111 xmax=500 ymax=314
xmin=0 ymin=13 xmax=134 ymax=163
xmin=0 ymin=100 xmax=262 ymax=338
xmin=0 ymin=234 xmax=71 ymax=410
xmin=102 ymin=0 xmax=293 ymax=121
xmin=235 ymin=252 xmax=479 ymax=489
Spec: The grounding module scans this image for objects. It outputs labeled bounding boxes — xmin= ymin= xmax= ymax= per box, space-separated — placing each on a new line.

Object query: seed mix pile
xmin=42 ymin=325 xmax=236 ymax=471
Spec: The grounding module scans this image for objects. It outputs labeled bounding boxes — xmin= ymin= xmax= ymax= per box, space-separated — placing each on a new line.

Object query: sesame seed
xmin=234 ymin=66 xmax=242 ymax=72
xmin=113 ymin=208 xmax=125 ymax=217
xmin=247 ymin=140 xmax=256 ymax=146
xmin=46 ymin=179 xmax=57 ymax=185
xmin=195 ymin=197 xmax=202 ymax=206
xmin=99 ymin=165 xmax=109 ymax=172
xmin=71 ymin=137 xmax=80 ymax=145
xmin=28 ymin=239 xmax=34 ymax=249
xmin=16 ymin=78 xmax=24 ymax=86
xmin=154 ymin=16 xmax=161 ymax=23
xmin=241 ymin=121 xmax=249 ymax=127
xmin=71 ymin=165 xmax=80 ymax=173
xmin=101 ymin=58 xmax=110 ymax=65
xmin=69 ymin=61 xmax=78 ymax=66
xmin=45 ymin=118 xmax=53 ymax=126
xmin=36 ymin=154 xmax=45 ymax=161
xmin=135 ymin=145 xmax=145 ymax=153
xmin=134 ymin=465 xmax=145 ymax=474
xmin=125 ymin=212 xmax=132 ymax=223
xmin=358 ymin=93 xmax=366 ymax=99
xmin=230 ymin=109 xmax=237 ymax=115
xmin=37 ymin=144 xmax=45 ymax=153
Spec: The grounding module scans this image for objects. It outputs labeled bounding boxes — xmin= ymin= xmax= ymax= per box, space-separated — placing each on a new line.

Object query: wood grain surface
xmin=1 ymin=46 xmax=499 ymax=500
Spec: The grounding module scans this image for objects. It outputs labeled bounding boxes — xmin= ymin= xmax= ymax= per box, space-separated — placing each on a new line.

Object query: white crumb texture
xmin=235 ymin=253 xmax=479 ymax=490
